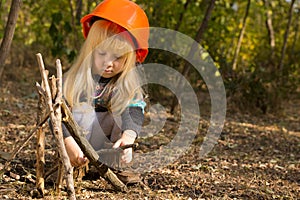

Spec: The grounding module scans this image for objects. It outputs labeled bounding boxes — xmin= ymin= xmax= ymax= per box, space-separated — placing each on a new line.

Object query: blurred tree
xmin=170 ymin=0 xmax=216 ymax=114
xmin=0 ymin=0 xmax=22 ymax=80
xmin=263 ymin=0 xmax=275 ymax=61
xmin=232 ymin=0 xmax=251 ymax=71
xmin=278 ymin=0 xmax=296 ymax=84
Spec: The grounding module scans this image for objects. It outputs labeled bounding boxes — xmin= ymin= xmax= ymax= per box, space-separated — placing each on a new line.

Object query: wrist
xmin=123 ymin=130 xmax=137 ymax=139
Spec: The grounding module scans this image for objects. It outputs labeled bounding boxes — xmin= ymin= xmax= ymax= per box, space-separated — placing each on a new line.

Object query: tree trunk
xmin=68 ymin=0 xmax=82 ymax=51
xmin=278 ymin=0 xmax=296 ymax=83
xmin=75 ymin=0 xmax=83 ymax=25
xmin=263 ymin=0 xmax=276 ymax=60
xmin=232 ymin=0 xmax=251 ymax=71
xmin=86 ymin=0 xmax=95 ymax=14
xmin=174 ymin=0 xmax=192 ymax=31
xmin=170 ymin=0 xmax=216 ymax=114
xmin=68 ymin=0 xmax=75 ymax=27
xmin=0 ymin=0 xmax=22 ymax=80
xmin=291 ymin=11 xmax=300 ymax=59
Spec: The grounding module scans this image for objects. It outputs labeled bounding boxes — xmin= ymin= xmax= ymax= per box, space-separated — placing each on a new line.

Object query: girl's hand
xmin=112 ymin=130 xmax=137 ymax=163
xmin=64 ymin=136 xmax=87 ymax=167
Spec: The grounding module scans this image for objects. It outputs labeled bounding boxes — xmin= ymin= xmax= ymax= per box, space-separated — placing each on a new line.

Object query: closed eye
xmin=98 ymin=52 xmax=106 ymax=56
xmin=96 ymin=50 xmax=123 ymax=60
xmin=114 ymin=54 xmax=124 ymax=60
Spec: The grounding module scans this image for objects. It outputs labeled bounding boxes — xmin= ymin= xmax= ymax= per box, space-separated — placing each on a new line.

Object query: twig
xmin=36 ymin=81 xmax=47 ymax=197
xmin=36 ymin=53 xmax=76 ymax=200
xmin=56 ymin=160 xmax=64 ymax=194
xmin=1 ymin=111 xmax=50 ymax=177
xmin=44 ymin=163 xmax=59 ymax=181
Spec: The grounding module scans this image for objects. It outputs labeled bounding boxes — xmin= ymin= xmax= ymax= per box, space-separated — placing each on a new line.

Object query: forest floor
xmin=0 ymin=66 xmax=299 ymax=200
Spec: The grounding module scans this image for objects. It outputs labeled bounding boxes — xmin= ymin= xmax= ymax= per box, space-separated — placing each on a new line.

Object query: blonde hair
xmin=63 ymin=20 xmax=144 ymax=114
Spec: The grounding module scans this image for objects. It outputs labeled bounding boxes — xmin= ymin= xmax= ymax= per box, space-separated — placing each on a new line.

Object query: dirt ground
xmin=0 ymin=66 xmax=299 ymax=199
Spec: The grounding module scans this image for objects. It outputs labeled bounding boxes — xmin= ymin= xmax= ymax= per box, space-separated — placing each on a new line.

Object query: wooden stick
xmin=61 ymin=100 xmax=128 ymax=192
xmin=56 ymin=160 xmax=64 ymax=194
xmin=50 ymin=75 xmax=57 ymax=100
xmin=36 ymin=81 xmax=47 ymax=197
xmin=45 ymin=73 xmax=62 ymax=194
xmin=36 ymin=53 xmax=76 ymax=200
xmin=44 ymin=163 xmax=59 ymax=181
xmin=48 ymin=71 xmax=64 ymax=195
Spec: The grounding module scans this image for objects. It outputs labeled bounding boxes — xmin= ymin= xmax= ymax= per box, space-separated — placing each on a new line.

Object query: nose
xmin=104 ymin=55 xmax=115 ymax=67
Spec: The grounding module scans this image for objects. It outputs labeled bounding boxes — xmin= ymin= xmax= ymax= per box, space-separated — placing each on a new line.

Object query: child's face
xmin=92 ymin=48 xmax=124 ymax=78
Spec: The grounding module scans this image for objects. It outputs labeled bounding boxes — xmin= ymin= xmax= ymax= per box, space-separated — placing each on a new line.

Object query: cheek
xmin=115 ymin=63 xmax=124 ymax=73
xmin=115 ymin=60 xmax=126 ymax=72
xmin=93 ymin=56 xmax=104 ymax=69
xmin=91 ymin=58 xmax=102 ymax=74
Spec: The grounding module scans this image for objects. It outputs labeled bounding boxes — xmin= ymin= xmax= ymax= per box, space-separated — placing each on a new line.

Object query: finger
xmin=122 ymin=154 xmax=132 ymax=163
xmin=121 ymin=149 xmax=132 ymax=163
xmin=79 ymin=157 xmax=87 ymax=165
xmin=70 ymin=160 xmax=76 ymax=166
xmin=113 ymin=139 xmax=122 ymax=149
xmin=123 ymin=148 xmax=132 ymax=155
xmin=71 ymin=156 xmax=87 ymax=167
xmin=83 ymin=157 xmax=88 ymax=163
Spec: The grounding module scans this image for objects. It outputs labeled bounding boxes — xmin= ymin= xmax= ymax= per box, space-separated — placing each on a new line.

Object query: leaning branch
xmin=36 ymin=53 xmax=76 ymax=200
xmin=61 ymin=100 xmax=128 ymax=192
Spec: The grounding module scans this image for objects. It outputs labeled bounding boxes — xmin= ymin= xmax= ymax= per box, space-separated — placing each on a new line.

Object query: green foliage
xmin=225 ymin=67 xmax=280 ymax=114
xmin=49 ymin=12 xmax=76 ymax=62
xmin=2 ymin=0 xmax=299 ymax=113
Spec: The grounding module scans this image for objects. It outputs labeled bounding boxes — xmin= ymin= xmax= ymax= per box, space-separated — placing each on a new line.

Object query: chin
xmin=102 ymin=74 xmax=113 ymax=78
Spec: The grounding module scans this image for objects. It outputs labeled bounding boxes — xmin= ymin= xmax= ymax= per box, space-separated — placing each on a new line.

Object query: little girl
xmin=62 ymin=0 xmax=149 ymax=168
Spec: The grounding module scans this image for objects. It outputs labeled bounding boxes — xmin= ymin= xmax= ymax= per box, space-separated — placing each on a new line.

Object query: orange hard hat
xmin=81 ymin=0 xmax=150 ymax=63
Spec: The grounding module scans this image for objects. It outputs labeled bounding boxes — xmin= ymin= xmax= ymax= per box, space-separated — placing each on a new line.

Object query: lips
xmin=104 ymin=69 xmax=112 ymax=73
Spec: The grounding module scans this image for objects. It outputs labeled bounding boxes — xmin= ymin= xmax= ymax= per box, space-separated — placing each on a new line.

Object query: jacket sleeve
xmin=121 ymin=99 xmax=146 ymax=137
